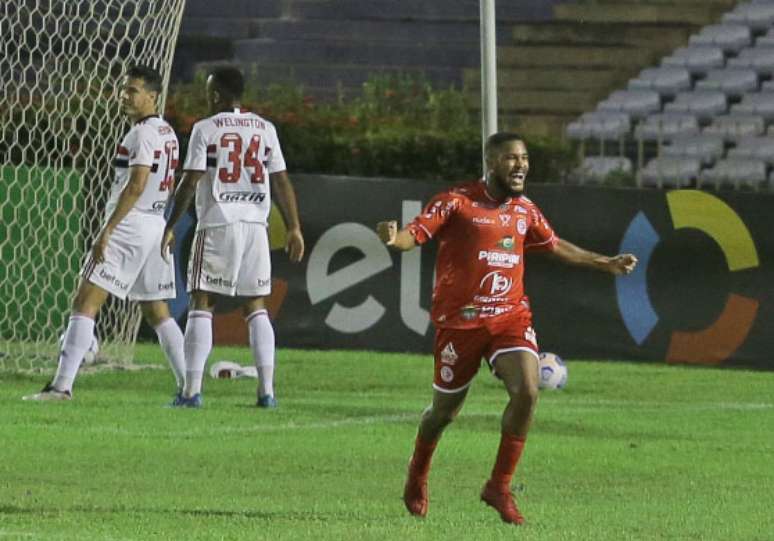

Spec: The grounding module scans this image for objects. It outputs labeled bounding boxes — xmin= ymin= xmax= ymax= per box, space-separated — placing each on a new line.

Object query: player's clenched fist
xmin=609 ymin=253 xmax=638 ymax=276
xmin=376 ymin=220 xmax=398 ymax=246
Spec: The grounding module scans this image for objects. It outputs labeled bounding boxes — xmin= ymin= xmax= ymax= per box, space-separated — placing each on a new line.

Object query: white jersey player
xmin=83 ymin=115 xmax=179 ymax=299
xmin=162 ymin=66 xmax=304 ymax=409
xmin=23 ymin=66 xmax=187 ymax=403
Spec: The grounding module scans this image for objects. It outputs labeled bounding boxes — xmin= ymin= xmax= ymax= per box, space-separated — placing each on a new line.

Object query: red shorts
xmin=433 ymin=314 xmax=539 ymax=393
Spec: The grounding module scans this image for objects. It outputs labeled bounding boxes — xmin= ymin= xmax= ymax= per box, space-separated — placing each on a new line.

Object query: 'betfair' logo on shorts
xmin=204 ymin=275 xmax=235 ymax=288
xmin=99 ymin=269 xmax=129 ymax=291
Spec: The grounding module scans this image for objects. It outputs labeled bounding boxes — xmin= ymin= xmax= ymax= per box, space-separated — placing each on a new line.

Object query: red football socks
xmin=409 ymin=435 xmax=438 ymax=479
xmin=489 ymin=433 xmax=526 ymax=490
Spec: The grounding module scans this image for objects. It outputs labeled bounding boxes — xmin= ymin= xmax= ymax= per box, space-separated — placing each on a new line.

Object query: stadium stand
xmin=727 ymin=47 xmax=774 ymax=75
xmin=730 ymin=92 xmax=774 ymax=120
xmin=176 ymin=0 xmax=774 ymax=189
xmin=569 ymin=156 xmax=633 ymax=186
xmin=662 ymin=46 xmax=726 ymax=75
xmin=688 ymin=23 xmax=752 ymax=53
xmin=661 ymin=134 xmax=726 ymax=165
xmin=627 ymin=67 xmax=692 ymax=97
xmin=567 ymin=0 xmax=774 ymax=189
xmin=179 ymin=0 xmax=718 ymax=138
xmin=703 ymin=113 xmax=766 ymax=140
xmin=639 ymin=156 xmax=701 ymax=188
xmin=698 ymin=157 xmax=768 ymax=189
xmin=634 ymin=113 xmax=700 ymax=142
xmin=726 ymin=135 xmax=774 ymax=163
xmin=722 ymin=1 xmax=774 ymax=31
xmin=597 ymin=90 xmax=662 ymax=120
xmin=663 ymin=90 xmax=728 ymax=121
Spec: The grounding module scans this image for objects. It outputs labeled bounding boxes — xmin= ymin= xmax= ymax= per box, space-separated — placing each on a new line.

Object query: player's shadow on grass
xmin=0 ymin=503 xmax=335 ymax=521
xmin=457 ymin=414 xmax=699 ymax=443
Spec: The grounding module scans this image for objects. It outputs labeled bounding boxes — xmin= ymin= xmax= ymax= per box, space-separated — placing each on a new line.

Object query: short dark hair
xmin=125 ymin=65 xmax=162 ymax=94
xmin=209 ymin=66 xmax=245 ymax=101
xmin=485 ymin=132 xmax=525 ymax=155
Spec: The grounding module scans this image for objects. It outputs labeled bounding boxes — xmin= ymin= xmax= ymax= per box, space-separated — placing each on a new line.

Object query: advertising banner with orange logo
xmin=217 ymin=175 xmax=773 ymax=369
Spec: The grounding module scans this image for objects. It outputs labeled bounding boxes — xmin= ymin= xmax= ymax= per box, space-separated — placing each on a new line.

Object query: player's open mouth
xmin=511 ymin=172 xmax=526 ymax=182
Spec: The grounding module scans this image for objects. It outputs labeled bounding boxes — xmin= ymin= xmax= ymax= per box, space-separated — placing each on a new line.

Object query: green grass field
xmin=2 ymin=345 xmax=773 ymax=541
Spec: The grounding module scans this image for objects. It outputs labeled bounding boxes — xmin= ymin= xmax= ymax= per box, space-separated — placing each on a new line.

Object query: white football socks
xmin=183 ymin=310 xmax=213 ymax=398
xmin=52 ymin=314 xmax=96 ymax=392
xmin=154 ymin=317 xmax=186 ymax=392
xmin=246 ymin=309 xmax=275 ymax=398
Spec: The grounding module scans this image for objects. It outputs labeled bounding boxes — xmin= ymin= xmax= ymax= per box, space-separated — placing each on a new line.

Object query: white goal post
xmin=0 ymin=0 xmax=186 ymax=370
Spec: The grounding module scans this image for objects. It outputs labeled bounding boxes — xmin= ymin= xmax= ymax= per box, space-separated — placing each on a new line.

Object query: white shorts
xmin=187 ymin=222 xmax=271 ymax=297
xmin=81 ymin=212 xmax=176 ymax=301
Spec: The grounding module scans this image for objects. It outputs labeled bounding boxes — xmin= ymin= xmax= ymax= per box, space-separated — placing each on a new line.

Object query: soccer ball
xmin=58 ymin=333 xmax=100 ymax=365
xmin=538 ymin=352 xmax=567 ymax=390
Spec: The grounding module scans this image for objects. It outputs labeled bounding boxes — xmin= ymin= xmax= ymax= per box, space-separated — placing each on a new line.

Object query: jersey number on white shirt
xmin=158 ymin=140 xmax=178 ymax=192
xmin=218 ymin=133 xmax=266 ymax=184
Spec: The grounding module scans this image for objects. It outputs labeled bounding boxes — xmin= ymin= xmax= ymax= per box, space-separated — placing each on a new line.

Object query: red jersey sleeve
xmin=407 ymin=191 xmax=460 ymax=245
xmin=524 ymin=205 xmax=558 ymax=253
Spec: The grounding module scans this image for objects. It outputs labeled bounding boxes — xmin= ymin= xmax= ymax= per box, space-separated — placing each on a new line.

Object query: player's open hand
xmin=376 ymin=220 xmax=398 ymax=245
xmin=286 ymin=228 xmax=304 ymax=263
xmin=160 ymin=228 xmax=174 ymax=262
xmin=609 ymin=253 xmax=638 ymax=276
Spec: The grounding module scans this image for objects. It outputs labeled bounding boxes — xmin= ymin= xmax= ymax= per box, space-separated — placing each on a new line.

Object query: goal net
xmin=0 ymin=0 xmax=186 ymax=371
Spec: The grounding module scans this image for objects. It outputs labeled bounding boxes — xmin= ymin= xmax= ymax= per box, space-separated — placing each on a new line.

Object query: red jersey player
xmin=376 ymin=132 xmax=637 ymax=525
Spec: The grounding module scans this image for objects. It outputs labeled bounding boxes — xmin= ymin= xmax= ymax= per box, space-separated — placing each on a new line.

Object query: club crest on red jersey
xmin=440 ymin=365 xmax=454 ymax=383
xmin=479 ymin=271 xmax=513 ymax=297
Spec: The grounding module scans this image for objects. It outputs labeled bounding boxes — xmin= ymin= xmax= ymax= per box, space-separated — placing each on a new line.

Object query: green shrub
xmin=165 ymin=73 xmax=576 ymax=182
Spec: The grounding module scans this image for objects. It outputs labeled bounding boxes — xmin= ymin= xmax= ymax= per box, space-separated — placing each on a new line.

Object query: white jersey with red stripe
xmin=183 ymin=108 xmax=286 ymax=230
xmin=106 ymin=115 xmax=179 ymax=220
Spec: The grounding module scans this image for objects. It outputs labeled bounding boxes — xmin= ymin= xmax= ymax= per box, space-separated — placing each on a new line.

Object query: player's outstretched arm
xmin=270 ymin=170 xmax=304 ymax=263
xmin=376 ymin=220 xmax=417 ymax=251
xmin=161 ymin=170 xmax=203 ymax=261
xmin=550 ymin=238 xmax=637 ymax=276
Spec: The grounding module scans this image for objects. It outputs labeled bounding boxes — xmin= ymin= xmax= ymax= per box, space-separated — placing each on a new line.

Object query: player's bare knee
xmin=423 ymin=405 xmax=456 ymax=429
xmin=516 ymin=382 xmax=539 ymax=409
xmin=140 ymin=301 xmax=170 ymax=328
xmin=189 ymin=291 xmax=214 ymax=312
xmin=242 ymin=296 xmax=266 ymax=317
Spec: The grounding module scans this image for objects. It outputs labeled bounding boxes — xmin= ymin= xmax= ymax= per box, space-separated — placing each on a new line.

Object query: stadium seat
xmin=703 ymin=113 xmax=765 ymax=141
xmin=694 ymin=68 xmax=758 ymax=97
xmin=627 ymin=67 xmax=691 ymax=98
xmin=663 ymin=90 xmax=727 ymax=122
xmin=597 ymin=90 xmax=661 ymax=120
xmin=755 ymin=27 xmax=774 ymax=47
xmin=730 ymin=92 xmax=774 ymax=121
xmin=727 ymin=48 xmax=774 ymax=76
xmin=722 ymin=2 xmax=774 ymax=32
xmin=565 ymin=111 xmax=631 ymax=141
xmin=639 ymin=156 xmax=700 ymax=188
xmin=661 ymin=134 xmax=725 ymax=166
xmin=569 ymin=156 xmax=633 ymax=186
xmin=634 ymin=113 xmax=700 ymax=142
xmin=698 ymin=158 xmax=768 ymax=190
xmin=662 ymin=46 xmax=725 ymax=75
xmin=726 ymin=136 xmax=774 ymax=164
xmin=688 ymin=24 xmax=752 ymax=53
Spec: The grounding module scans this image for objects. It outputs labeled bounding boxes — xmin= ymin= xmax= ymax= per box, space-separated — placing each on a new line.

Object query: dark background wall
xmin=257 ymin=176 xmax=773 ymax=370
